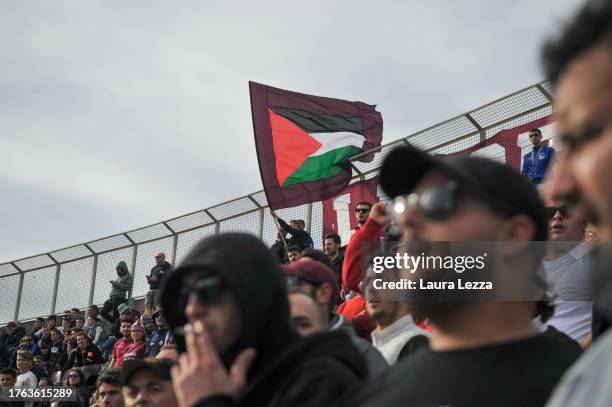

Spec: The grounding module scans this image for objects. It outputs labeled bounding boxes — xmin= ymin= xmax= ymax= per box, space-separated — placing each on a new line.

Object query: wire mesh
xmin=91 ymin=247 xmax=134 ymax=306
xmin=0 ymin=263 xmax=19 ymax=277
xmin=18 ymin=266 xmax=56 ymax=321
xmin=132 ymin=237 xmax=175 ymax=299
xmin=50 ymin=245 xmax=93 ymax=263
xmin=0 ymin=274 xmax=21 ymax=324
xmin=174 ymin=225 xmax=217 ymax=266
xmin=54 ymin=258 xmax=95 ymax=314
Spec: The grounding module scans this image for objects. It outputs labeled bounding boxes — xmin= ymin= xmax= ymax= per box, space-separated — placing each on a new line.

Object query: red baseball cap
xmin=282 ymin=259 xmax=340 ymax=304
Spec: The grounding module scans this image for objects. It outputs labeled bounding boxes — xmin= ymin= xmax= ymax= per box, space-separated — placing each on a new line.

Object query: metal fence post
xmin=50 ymin=263 xmax=61 ymax=314
xmin=124 ymin=234 xmax=138 ymax=301
xmin=12 ymin=262 xmax=24 ymax=321
xmin=258 ymin=208 xmax=265 ymax=239
xmin=88 ymin=254 xmax=99 ymax=306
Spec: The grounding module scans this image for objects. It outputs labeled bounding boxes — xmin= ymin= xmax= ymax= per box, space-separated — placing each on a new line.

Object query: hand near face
xmin=171 ymin=321 xmax=256 ymax=407
xmin=369 ymin=202 xmax=391 ymax=227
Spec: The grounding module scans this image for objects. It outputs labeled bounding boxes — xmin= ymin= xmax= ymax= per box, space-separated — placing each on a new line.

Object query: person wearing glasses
xmin=340 ymin=145 xmax=581 ymax=407
xmin=354 ymin=201 xmax=373 ymax=230
xmin=64 ymin=367 xmax=90 ymax=407
xmin=521 ymin=128 xmax=556 ymax=186
xmin=161 ymin=233 xmax=367 ymax=407
xmin=539 ymin=190 xmax=591 ymax=344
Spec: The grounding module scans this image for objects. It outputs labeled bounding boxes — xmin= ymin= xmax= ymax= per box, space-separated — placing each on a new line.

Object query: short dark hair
xmin=47 ymin=315 xmax=57 ymax=321
xmin=50 ymin=328 xmax=60 ymax=335
xmin=120 ymin=319 xmax=134 ymax=326
xmin=16 ymin=350 xmax=33 ymax=361
xmin=324 ymin=233 xmax=341 ymax=245
xmin=36 ymin=317 xmax=44 ymax=323
xmin=70 ymin=308 xmax=80 ymax=313
xmin=300 ymin=248 xmax=335 ymax=271
xmin=88 ymin=305 xmax=99 ymax=312
xmin=0 ymin=368 xmax=18 ymax=379
xmin=286 ymin=245 xmax=301 ymax=253
xmin=75 ymin=331 xmax=87 ymax=339
xmin=542 ymin=0 xmax=612 ymax=85
xmin=355 ymin=201 xmax=372 ymax=210
xmin=529 ymin=128 xmax=542 ymax=136
xmin=96 ymin=369 xmax=121 ymax=388
xmin=74 ymin=316 xmax=85 ymax=322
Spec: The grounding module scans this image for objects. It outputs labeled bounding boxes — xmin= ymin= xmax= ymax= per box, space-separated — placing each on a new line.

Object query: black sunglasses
xmin=390 ymin=181 xmax=459 ymax=222
xmin=355 ymin=208 xmax=371 ymax=213
xmin=546 ymin=205 xmax=572 ymax=220
xmin=178 ymin=275 xmax=226 ymax=309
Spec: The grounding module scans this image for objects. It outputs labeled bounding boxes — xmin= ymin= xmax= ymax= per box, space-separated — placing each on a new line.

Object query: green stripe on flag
xmin=282 ymin=145 xmax=362 ymax=186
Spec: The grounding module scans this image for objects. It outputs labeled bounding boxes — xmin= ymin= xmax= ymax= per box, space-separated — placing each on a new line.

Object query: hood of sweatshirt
xmin=161 ymin=233 xmax=296 ymax=377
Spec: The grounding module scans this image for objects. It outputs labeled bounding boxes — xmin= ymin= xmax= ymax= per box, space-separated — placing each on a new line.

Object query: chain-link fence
xmin=0 ymin=81 xmax=554 ymax=325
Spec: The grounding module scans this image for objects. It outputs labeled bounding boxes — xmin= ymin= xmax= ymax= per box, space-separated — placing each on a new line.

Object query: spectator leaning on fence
xmin=101 ymin=262 xmax=133 ymax=324
xmin=521 ymin=128 xmax=555 ymax=185
xmin=144 ymin=253 xmax=172 ymax=316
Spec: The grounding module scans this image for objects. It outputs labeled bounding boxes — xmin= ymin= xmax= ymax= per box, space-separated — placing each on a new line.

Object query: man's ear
xmin=498 ymin=214 xmax=537 ymax=241
xmin=315 ymin=283 xmax=333 ymax=307
xmin=495 ymin=214 xmax=537 ymax=260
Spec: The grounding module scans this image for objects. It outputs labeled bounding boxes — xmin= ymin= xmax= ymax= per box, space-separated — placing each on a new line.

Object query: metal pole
xmin=129 ymin=244 xmax=138 ymax=301
xmin=258 ymin=208 xmax=265 ymax=239
xmin=171 ymin=233 xmax=179 ymax=266
xmin=88 ymin=254 xmax=99 ymax=306
xmin=306 ymin=203 xmax=313 ymax=234
xmin=13 ymin=262 xmax=24 ymax=321
xmin=50 ymin=264 xmax=61 ymax=314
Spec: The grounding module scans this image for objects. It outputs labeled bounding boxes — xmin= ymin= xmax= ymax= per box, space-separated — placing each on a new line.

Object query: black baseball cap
xmin=120 ymin=357 xmax=174 ymax=386
xmin=380 ymin=145 xmax=548 ymax=240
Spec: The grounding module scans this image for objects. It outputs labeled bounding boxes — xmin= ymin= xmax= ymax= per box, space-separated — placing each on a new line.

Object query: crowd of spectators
xmin=0 ymin=254 xmax=176 ymax=407
xmin=1 ymin=0 xmax=612 ymax=405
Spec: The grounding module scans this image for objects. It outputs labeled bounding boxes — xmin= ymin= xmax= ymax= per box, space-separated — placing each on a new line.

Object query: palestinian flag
xmin=249 ymin=82 xmax=383 ymax=210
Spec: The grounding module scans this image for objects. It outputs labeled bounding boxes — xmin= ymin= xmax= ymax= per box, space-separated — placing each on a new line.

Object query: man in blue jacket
xmin=521 ymin=128 xmax=555 ymax=185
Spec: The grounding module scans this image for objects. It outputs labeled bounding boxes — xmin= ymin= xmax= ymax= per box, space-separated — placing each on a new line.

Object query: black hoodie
xmin=161 ymin=233 xmax=367 ymax=407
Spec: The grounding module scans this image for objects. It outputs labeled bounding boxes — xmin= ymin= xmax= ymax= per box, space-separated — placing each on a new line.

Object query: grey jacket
xmin=330 ymin=314 xmax=388 ymax=377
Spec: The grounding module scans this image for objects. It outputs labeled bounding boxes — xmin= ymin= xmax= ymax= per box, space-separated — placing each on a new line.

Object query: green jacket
xmin=110 ymin=261 xmax=133 ymax=299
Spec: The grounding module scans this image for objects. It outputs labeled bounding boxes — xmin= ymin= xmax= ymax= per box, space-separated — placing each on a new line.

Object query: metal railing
xmin=0 ymin=81 xmax=554 ymax=325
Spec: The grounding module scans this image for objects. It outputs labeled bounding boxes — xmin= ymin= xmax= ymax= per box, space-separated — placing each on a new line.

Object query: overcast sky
xmin=0 ymin=0 xmax=583 ymax=262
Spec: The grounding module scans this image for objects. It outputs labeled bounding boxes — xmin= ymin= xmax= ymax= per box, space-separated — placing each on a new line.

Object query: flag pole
xmin=270 ymin=211 xmax=289 ymax=248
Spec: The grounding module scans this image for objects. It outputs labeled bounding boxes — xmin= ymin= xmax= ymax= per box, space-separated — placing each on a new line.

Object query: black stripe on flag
xmin=271 ymin=108 xmax=364 ymax=134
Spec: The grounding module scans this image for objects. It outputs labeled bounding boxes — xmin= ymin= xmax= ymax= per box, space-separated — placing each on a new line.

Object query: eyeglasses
xmin=390 ymin=181 xmax=459 ymax=222
xmin=178 ymin=275 xmax=225 ymax=309
xmin=355 ymin=208 xmax=370 ymax=213
xmin=546 ymin=205 xmax=572 ymax=220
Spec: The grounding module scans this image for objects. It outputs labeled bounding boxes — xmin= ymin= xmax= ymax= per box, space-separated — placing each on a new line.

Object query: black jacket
xmin=148 ymin=261 xmax=172 ymax=289
xmin=162 ymin=233 xmax=367 ymax=407
xmin=63 ymin=343 xmax=104 ymax=372
xmin=45 ymin=340 xmax=68 ymax=371
xmin=276 ymin=218 xmax=310 ymax=251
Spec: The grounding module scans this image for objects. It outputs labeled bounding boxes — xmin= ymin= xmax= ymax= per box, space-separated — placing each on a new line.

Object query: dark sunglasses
xmin=546 ymin=205 xmax=572 ymax=220
xmin=178 ymin=275 xmax=225 ymax=309
xmin=355 ymin=208 xmax=371 ymax=213
xmin=390 ymin=181 xmax=459 ymax=222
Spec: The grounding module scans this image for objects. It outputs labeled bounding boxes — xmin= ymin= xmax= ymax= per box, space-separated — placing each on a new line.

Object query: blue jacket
xmin=521 ymin=145 xmax=555 ymax=184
